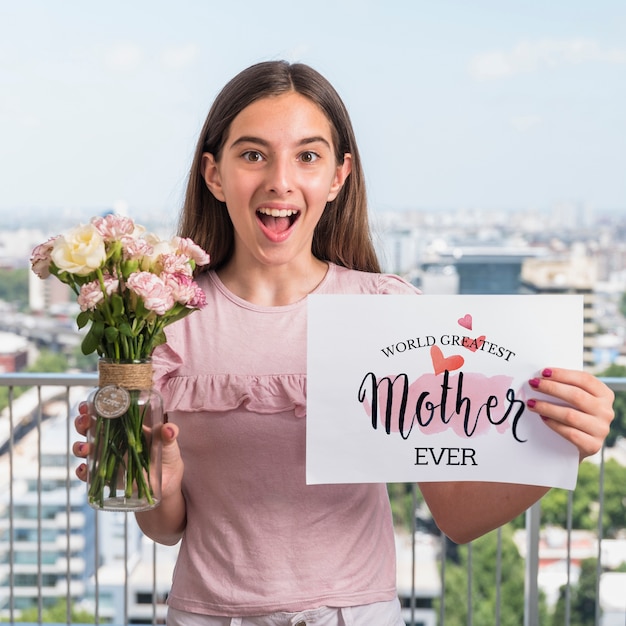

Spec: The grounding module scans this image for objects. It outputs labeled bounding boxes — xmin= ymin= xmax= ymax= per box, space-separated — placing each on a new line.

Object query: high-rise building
xmin=520 ymin=250 xmax=598 ymax=370
xmin=422 ymin=246 xmax=545 ymax=295
xmin=0 ymin=412 xmax=96 ymax=617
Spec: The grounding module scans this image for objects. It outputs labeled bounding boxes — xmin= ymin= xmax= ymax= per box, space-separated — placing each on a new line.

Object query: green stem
xmin=88 ymin=388 xmax=156 ymax=508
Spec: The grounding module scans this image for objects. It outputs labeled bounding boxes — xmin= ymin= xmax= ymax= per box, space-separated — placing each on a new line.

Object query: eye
xmin=299 ymin=151 xmax=320 ymax=163
xmin=242 ymin=150 xmax=264 ymax=163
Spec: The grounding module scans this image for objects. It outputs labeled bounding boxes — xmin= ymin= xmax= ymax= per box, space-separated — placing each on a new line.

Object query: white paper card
xmin=306 ymin=294 xmax=583 ymax=490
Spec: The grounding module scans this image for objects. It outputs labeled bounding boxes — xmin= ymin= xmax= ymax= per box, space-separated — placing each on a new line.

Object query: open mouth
xmin=256 ymin=207 xmax=300 ymax=235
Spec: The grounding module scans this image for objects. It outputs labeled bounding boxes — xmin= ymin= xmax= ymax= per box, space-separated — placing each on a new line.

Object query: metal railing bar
xmin=525 ymin=502 xmax=541 ymax=626
xmin=8 ymin=385 xmax=16 ymax=625
xmin=565 ymin=489 xmax=573 ymax=626
xmin=65 ymin=387 xmax=72 ymax=625
xmin=0 ymin=373 xmax=99 ymax=387
xmin=467 ymin=541 xmax=473 ymax=626
xmin=439 ymin=533 xmax=446 ymax=626
xmin=36 ymin=386 xmax=43 ymax=624
xmin=595 ymin=444 xmax=606 ymax=626
xmin=495 ymin=526 xmax=502 ymax=626
xmin=410 ymin=484 xmax=417 ymax=626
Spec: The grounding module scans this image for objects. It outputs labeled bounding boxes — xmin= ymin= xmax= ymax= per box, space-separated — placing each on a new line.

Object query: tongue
xmin=261 ymin=215 xmax=291 ymax=233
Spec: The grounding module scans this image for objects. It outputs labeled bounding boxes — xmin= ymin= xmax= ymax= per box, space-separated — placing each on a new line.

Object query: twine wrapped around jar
xmin=98 ymin=360 xmax=153 ymax=390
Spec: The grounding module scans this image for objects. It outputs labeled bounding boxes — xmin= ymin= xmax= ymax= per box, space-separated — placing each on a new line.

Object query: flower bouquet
xmin=31 ymin=214 xmax=209 ymax=511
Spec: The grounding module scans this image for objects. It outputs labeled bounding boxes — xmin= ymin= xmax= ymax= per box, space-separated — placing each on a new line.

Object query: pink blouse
xmin=152 ymin=263 xmax=420 ymax=616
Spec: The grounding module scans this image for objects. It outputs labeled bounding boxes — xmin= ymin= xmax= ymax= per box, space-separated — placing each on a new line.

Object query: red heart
xmin=462 ymin=335 xmax=486 ymax=352
xmin=430 ymin=345 xmax=464 ymax=375
xmin=458 ymin=314 xmax=472 ymax=330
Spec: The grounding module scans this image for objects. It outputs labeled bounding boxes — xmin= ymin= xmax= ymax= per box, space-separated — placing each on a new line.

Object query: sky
xmin=1 ymin=0 xmax=625 ymax=219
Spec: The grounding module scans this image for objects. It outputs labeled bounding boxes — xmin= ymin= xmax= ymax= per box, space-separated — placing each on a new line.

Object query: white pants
xmin=167 ymin=598 xmax=404 ymax=626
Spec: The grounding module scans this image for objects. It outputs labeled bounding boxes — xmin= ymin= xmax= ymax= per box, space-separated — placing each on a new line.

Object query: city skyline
xmin=1 ymin=0 xmax=625 ymax=217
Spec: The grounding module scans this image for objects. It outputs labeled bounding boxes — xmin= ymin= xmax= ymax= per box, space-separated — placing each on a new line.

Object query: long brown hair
xmin=178 ymin=60 xmax=381 ymax=273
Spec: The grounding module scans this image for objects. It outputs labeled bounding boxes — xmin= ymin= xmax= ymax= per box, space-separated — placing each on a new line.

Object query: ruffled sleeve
xmin=157 ymin=373 xmax=307 ymax=418
xmin=151 ymin=328 xmax=183 ymax=389
xmin=378 ymin=273 xmax=422 ymax=295
xmin=151 ymin=323 xmax=307 ymax=418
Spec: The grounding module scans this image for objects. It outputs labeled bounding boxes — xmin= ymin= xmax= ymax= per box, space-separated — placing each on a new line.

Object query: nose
xmin=265 ymin=155 xmax=293 ymax=195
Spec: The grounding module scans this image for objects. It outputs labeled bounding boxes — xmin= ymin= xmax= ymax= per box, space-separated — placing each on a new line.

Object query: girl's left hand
xmin=526 ymin=367 xmax=615 ymax=461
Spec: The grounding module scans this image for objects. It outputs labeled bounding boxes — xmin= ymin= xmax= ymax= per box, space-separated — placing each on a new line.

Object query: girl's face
xmin=201 ymin=91 xmax=351 ymax=272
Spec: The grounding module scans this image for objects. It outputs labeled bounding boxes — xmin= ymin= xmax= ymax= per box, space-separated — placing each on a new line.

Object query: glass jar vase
xmin=86 ymin=359 xmax=163 ymax=512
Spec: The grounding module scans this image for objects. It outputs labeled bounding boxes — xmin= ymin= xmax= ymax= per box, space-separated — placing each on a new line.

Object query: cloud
xmin=510 ymin=115 xmax=542 ymax=132
xmin=469 ymin=38 xmax=626 ymax=81
xmin=104 ymin=43 xmax=144 ymax=72
xmin=161 ymin=44 xmax=200 ymax=70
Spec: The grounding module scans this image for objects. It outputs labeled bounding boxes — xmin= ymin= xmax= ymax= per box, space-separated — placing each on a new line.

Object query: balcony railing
xmin=0 ymin=372 xmax=624 ymax=626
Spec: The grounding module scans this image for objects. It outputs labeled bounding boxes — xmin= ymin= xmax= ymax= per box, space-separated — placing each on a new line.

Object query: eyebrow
xmin=229 ymin=135 xmax=332 ymax=150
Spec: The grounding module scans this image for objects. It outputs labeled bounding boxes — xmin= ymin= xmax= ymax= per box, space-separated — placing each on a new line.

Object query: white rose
xmin=139 ymin=234 xmax=177 ymax=272
xmin=50 ymin=224 xmax=107 ymax=276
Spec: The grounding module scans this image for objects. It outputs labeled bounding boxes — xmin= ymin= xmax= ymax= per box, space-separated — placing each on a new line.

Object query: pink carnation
xmin=121 ymin=236 xmax=153 ymax=260
xmin=30 ymin=237 xmax=58 ymax=279
xmin=160 ymin=252 xmax=193 ymax=277
xmin=173 ymin=236 xmax=210 ymax=267
xmin=190 ymin=285 xmax=207 ymax=308
xmin=163 ymin=273 xmax=206 ymax=308
xmin=77 ymin=276 xmax=119 ymax=311
xmin=92 ymin=214 xmax=136 ymax=241
xmin=127 ymin=271 xmax=175 ymax=315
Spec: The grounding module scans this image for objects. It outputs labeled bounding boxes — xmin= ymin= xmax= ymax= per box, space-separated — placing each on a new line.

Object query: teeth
xmin=258 ymin=207 xmax=298 ymax=217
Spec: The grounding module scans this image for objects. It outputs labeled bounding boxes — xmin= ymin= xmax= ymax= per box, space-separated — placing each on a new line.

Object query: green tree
xmin=599 ymin=459 xmax=626 ymax=535
xmin=552 ymin=558 xmax=598 ymax=626
xmin=71 ymin=345 xmax=98 ymax=371
xmin=541 ymin=462 xmax=599 ymax=530
xmin=540 ymin=460 xmax=626 ymax=536
xmin=7 ymin=598 xmax=95 ymax=623
xmin=0 ymin=350 xmax=69 ymax=412
xmin=598 ymin=363 xmax=626 ymax=446
xmin=25 ymin=349 xmax=69 ymax=374
xmin=0 ymin=268 xmax=29 ymax=309
xmin=0 ymin=385 xmax=27 ymax=414
xmin=436 ymin=524 xmax=548 ymax=625
xmin=388 ymin=483 xmax=415 ymax=529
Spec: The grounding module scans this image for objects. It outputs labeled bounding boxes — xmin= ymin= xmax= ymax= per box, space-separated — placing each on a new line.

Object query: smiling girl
xmin=74 ymin=60 xmax=614 ymax=626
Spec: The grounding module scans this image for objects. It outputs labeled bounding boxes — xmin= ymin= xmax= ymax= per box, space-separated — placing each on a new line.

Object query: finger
xmin=527 ymin=395 xmax=612 ymax=460
xmin=162 ymin=422 xmax=179 ymax=444
xmin=540 ymin=418 xmax=600 ymax=459
xmin=74 ymin=413 xmax=90 ymax=436
xmin=160 ymin=423 xmax=183 ymax=468
xmin=72 ymin=441 xmax=91 ymax=459
xmin=530 ymin=371 xmax=614 ymax=426
xmin=535 ymin=368 xmax=613 ymax=401
xmin=76 ymin=463 xmax=88 ymax=483
xmin=529 ymin=372 xmax=600 ymax=416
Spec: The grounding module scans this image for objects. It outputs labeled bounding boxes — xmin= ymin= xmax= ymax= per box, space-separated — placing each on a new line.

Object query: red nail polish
xmin=541 ymin=415 xmax=549 ymax=421
xmin=542 ymin=368 xmax=553 ymax=378
xmin=527 ymin=399 xmax=536 ymax=408
xmin=529 ymin=378 xmax=540 ymax=389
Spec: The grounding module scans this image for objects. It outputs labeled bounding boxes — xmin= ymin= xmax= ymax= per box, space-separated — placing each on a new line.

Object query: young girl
xmin=73 ymin=60 xmax=614 ymax=626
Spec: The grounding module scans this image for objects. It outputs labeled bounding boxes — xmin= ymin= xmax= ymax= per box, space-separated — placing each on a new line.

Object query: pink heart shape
xmin=430 ymin=345 xmax=465 ymax=375
xmin=462 ymin=335 xmax=486 ymax=352
xmin=458 ymin=314 xmax=472 ymax=330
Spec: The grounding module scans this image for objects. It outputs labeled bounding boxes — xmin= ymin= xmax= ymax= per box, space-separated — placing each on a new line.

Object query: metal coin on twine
xmin=94 ymin=361 xmax=154 ymax=419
